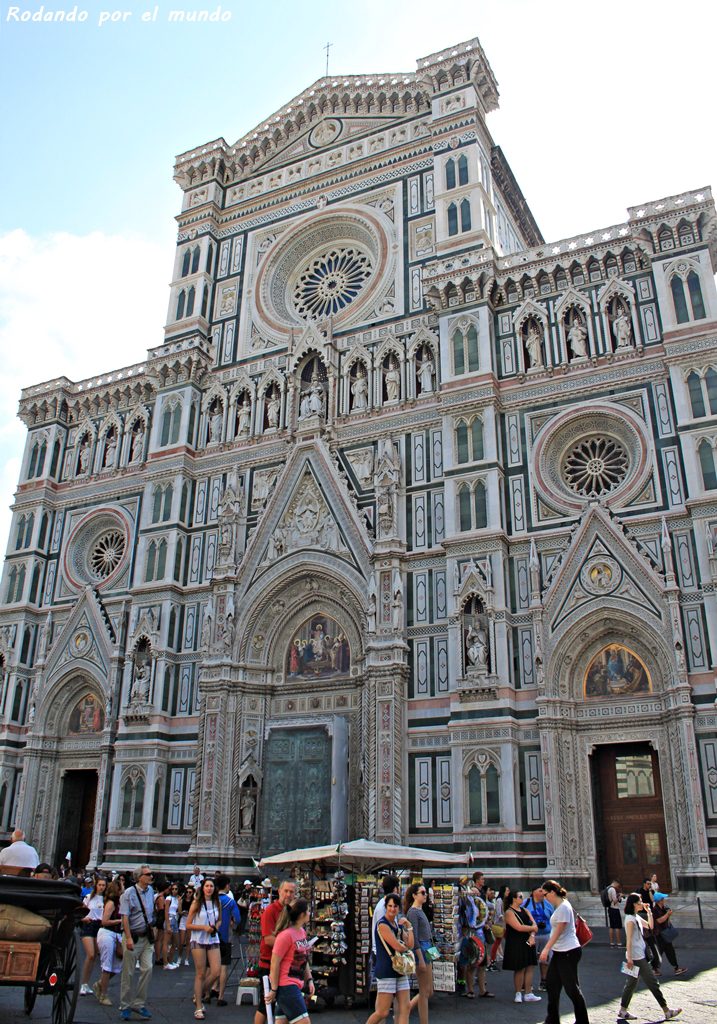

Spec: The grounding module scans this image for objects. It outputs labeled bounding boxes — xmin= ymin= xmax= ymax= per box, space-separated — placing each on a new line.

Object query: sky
xmin=0 ymin=0 xmax=716 ymax=570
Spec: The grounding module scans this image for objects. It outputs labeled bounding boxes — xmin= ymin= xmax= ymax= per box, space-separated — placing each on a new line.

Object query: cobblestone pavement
xmin=2 ymin=932 xmax=716 ymax=1024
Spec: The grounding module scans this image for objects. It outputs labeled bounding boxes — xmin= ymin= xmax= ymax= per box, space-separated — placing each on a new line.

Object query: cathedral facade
xmin=1 ymin=37 xmax=716 ymax=891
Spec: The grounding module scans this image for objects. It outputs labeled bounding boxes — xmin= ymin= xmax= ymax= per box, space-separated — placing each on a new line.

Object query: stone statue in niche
xmin=236 ymin=398 xmax=251 ymax=436
xmin=350 ymin=368 xmax=369 ymax=411
xmin=391 ymin=569 xmax=404 ymax=631
xmin=201 ymin=601 xmax=213 ymax=651
xmin=416 ymin=348 xmax=435 ymax=394
xmin=525 ymin=324 xmax=544 ymax=368
xmin=567 ymin=317 xmax=588 ymax=358
xmin=129 ymin=424 xmax=145 ymax=463
xmin=78 ymin=438 xmax=90 ymax=475
xmin=209 ymin=404 xmax=223 ymax=442
xmin=130 ymin=660 xmax=151 ymax=703
xmin=104 ymin=431 xmax=117 ymax=468
xmin=613 ymin=309 xmax=633 ymax=348
xmin=367 ymin=578 xmax=377 ymax=633
xmin=374 ymin=438 xmax=400 ymax=539
xmin=466 ymin=624 xmax=489 ymax=670
xmin=265 ymin=388 xmax=280 ymax=430
xmin=217 ymin=474 xmax=242 ymax=566
xmin=384 ymin=358 xmax=400 ymax=402
xmin=240 ymin=789 xmax=256 ymax=832
xmin=309 ymin=373 xmax=325 ymax=417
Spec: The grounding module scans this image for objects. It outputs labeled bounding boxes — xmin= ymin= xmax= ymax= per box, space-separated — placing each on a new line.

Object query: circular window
xmin=63 ymin=509 xmax=130 ymax=590
xmin=531 ymin=404 xmax=652 ymax=514
xmin=89 ymin=530 xmax=126 ymax=580
xmin=293 ymin=247 xmax=373 ymax=319
xmin=252 ymin=204 xmax=396 ymax=342
xmin=562 ymin=436 xmax=629 ymax=497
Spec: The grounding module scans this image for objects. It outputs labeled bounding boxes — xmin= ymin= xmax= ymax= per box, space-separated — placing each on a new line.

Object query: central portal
xmin=261 ymin=727 xmax=332 ymax=854
xmin=592 ymin=743 xmax=670 ymax=891
xmin=54 ymin=769 xmax=98 ymax=869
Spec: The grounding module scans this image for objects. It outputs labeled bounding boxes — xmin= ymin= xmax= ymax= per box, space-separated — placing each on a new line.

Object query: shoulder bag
xmin=660 ymin=924 xmax=679 ymax=944
xmin=378 ymin=922 xmax=416 ymax=976
xmin=132 ymin=886 xmax=156 ymax=945
xmin=575 ymin=913 xmax=593 ymax=946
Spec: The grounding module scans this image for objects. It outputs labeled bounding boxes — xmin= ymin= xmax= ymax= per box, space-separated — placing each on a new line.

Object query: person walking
xmin=522 ymin=885 xmax=553 ymax=991
xmin=404 ymin=883 xmax=433 ymax=1024
xmin=538 ymin=879 xmax=590 ymax=1024
xmin=638 ymin=878 xmax=661 ymax=972
xmin=502 ymin=889 xmax=541 ymax=1003
xmin=167 ymin=882 xmax=182 ymax=966
xmin=215 ymin=874 xmax=241 ymax=1005
xmin=616 ymin=892 xmax=682 ymax=1021
xmin=179 ymin=885 xmax=195 ymax=966
xmin=652 ymin=893 xmax=687 ymax=976
xmin=365 ymin=893 xmax=414 ymax=1024
xmin=187 ymin=877 xmax=222 ymax=1019
xmin=253 ymin=879 xmax=296 ymax=1024
xmin=94 ymin=878 xmax=124 ymax=1006
xmin=488 ymin=884 xmax=509 ymax=969
xmin=607 ymin=880 xmax=624 ymax=947
xmin=119 ymin=865 xmax=156 ymax=1021
xmin=79 ymin=875 xmax=106 ymax=994
xmin=153 ymin=880 xmax=177 ymax=969
xmin=264 ymin=899 xmax=315 ymax=1024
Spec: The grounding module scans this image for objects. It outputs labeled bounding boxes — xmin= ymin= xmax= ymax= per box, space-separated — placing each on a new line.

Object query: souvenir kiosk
xmin=252 ymin=839 xmax=470 ymax=1006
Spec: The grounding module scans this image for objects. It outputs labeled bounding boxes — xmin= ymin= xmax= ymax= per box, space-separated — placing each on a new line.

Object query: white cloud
xmin=0 ymin=229 xmax=171 ymax=574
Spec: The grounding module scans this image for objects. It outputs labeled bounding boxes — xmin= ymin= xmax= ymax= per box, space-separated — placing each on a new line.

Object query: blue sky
xmin=0 ymin=0 xmax=716 ymax=566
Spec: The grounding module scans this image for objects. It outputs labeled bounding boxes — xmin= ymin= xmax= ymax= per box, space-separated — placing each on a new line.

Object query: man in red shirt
xmin=253 ymin=879 xmax=296 ymax=1024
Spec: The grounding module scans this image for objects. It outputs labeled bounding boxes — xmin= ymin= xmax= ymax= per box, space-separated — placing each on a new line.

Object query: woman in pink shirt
xmin=264 ymin=899 xmax=314 ymax=1024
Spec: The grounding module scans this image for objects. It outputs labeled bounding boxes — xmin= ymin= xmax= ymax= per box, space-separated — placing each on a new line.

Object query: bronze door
xmin=54 ymin=769 xmax=98 ymax=870
xmin=593 ymin=744 xmax=670 ymax=892
xmin=260 ymin=728 xmax=332 ymax=855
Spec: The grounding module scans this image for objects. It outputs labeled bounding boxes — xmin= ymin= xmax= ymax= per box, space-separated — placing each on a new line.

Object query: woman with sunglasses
xmin=179 ymin=885 xmax=195 ymax=966
xmin=404 ymin=884 xmax=433 ymax=1024
xmin=538 ymin=880 xmax=589 ymax=1024
xmin=616 ymin=892 xmax=681 ymax=1021
xmin=502 ymin=889 xmax=541 ymax=1003
xmin=366 ymin=893 xmax=414 ymax=1024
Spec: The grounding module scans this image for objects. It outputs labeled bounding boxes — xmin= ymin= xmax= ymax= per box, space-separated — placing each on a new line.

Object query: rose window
xmin=292 ymin=247 xmax=373 ymax=319
xmin=89 ymin=530 xmax=126 ymax=580
xmin=562 ymin=436 xmax=629 ymax=496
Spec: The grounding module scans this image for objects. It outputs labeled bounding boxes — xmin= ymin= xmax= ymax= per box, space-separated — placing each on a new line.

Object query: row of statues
xmin=75 ymin=423 xmax=146 ymax=475
xmin=524 ymin=309 xmax=633 ymax=369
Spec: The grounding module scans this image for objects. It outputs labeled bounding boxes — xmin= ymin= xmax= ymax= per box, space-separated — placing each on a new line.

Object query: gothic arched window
xmin=688 ymin=372 xmax=706 ymax=417
xmin=473 ymin=481 xmax=487 ymax=529
xmin=688 ymin=271 xmax=706 ymax=320
xmin=186 ymin=286 xmax=196 ymax=316
xmin=671 ymin=275 xmax=689 ymax=323
xmin=160 ymin=401 xmax=182 ymax=447
xmin=458 ymin=485 xmax=472 ymax=532
xmin=457 ymin=154 xmax=468 ymax=186
xmin=447 ymin=202 xmax=458 ymax=237
xmin=460 ymin=198 xmax=471 ymax=232
xmin=467 ymin=758 xmax=501 ymax=826
xmin=445 ymin=158 xmax=456 ymax=191
xmin=698 ymin=439 xmax=717 ymax=490
xmin=706 ymin=368 xmax=717 ymax=414
xmin=176 ymin=290 xmax=186 ymax=320
xmin=191 ymin=246 xmax=200 ymax=274
xmin=181 ymin=249 xmax=191 ymax=277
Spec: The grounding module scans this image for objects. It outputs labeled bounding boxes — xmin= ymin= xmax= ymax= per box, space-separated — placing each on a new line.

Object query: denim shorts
xmin=275 ymin=983 xmax=309 ymax=1024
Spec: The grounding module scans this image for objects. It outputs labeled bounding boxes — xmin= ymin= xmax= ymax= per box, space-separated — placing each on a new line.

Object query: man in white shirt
xmin=607 ymin=880 xmax=624 ymax=947
xmin=188 ymin=864 xmax=204 ymax=888
xmin=0 ymin=829 xmax=40 ymax=870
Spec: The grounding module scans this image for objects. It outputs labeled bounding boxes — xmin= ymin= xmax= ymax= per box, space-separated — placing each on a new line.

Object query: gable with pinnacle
xmin=542 ymin=504 xmax=666 ymax=639
xmin=40 ymin=586 xmax=115 ymax=694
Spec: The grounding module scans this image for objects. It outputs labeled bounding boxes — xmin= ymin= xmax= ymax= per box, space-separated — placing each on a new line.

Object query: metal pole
xmin=697 ymin=895 xmax=703 ymax=929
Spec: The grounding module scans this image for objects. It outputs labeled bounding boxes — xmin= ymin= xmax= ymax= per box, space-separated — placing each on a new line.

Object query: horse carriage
xmin=0 ymin=873 xmax=86 ymax=1024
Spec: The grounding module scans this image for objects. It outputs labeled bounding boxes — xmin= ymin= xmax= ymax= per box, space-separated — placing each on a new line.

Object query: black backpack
xmin=600 ymin=887 xmax=611 ymax=909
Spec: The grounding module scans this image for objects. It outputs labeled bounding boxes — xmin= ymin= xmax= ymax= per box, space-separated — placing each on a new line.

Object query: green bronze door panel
xmin=261 ymin=727 xmax=332 ymax=854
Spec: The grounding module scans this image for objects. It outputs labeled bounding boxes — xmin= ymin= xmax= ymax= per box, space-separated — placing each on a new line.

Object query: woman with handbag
xmin=652 ymin=895 xmax=687 ymax=976
xmin=94 ymin=879 xmax=125 ymax=1006
xmin=404 ymin=884 xmax=434 ymax=1024
xmin=488 ymin=884 xmax=509 ymax=968
xmin=503 ymin=890 xmax=541 ymax=1003
xmin=365 ymin=893 xmax=415 ymax=1024
xmin=187 ymin=878 xmax=223 ymax=1019
xmin=616 ymin=892 xmax=681 ymax=1021
xmin=538 ymin=880 xmax=590 ymax=1024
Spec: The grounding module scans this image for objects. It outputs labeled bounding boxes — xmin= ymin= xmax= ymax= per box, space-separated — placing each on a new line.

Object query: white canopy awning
xmin=258 ymin=838 xmax=471 ymax=872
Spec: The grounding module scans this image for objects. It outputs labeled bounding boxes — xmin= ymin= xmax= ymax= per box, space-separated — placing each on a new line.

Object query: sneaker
xmin=514 ymin=992 xmax=522 ymax=1003
xmin=134 ymin=1009 xmax=152 ymax=1020
xmin=120 ymin=1011 xmax=132 ymax=1022
xmin=663 ymin=1011 xmax=682 ymax=1021
xmin=163 ymin=963 xmax=179 ymax=970
xmin=80 ymin=984 xmax=93 ymax=996
xmin=617 ymin=1013 xmax=637 ymax=1021
xmin=184 ymin=958 xmax=190 ymax=966
xmin=674 ymin=967 xmax=687 ymax=976
xmin=523 ymin=992 xmax=541 ymax=1002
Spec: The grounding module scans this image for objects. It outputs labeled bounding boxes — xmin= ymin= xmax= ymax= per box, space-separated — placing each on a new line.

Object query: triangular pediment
xmin=543 ymin=505 xmax=666 ymax=635
xmin=240 ymin=440 xmax=372 ymax=591
xmin=43 ymin=586 xmax=115 ymax=687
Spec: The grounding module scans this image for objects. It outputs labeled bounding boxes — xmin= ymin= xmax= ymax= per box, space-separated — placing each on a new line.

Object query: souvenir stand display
xmin=258 ymin=839 xmax=470 ymax=1006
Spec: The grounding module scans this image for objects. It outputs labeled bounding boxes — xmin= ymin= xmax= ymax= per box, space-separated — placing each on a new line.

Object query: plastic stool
xmin=236 ymin=986 xmax=260 ymax=1007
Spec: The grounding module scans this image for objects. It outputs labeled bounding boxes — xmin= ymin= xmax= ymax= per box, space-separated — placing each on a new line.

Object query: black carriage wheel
xmin=52 ymin=932 xmax=79 ymax=1024
xmin=24 ymin=984 xmax=38 ymax=1016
